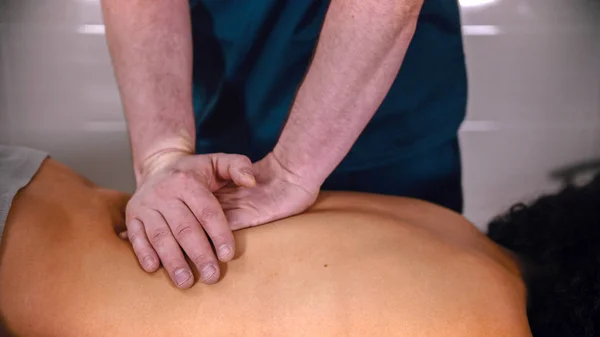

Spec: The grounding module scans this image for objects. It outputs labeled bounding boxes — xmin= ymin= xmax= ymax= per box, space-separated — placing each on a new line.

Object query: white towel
xmin=0 ymin=145 xmax=48 ymax=241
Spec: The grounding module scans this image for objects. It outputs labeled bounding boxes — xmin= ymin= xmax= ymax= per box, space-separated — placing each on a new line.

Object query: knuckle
xmin=173 ymin=171 xmax=205 ymax=193
xmin=148 ymin=229 xmax=171 ymax=246
xmin=173 ymin=223 xmax=195 ymax=240
xmin=125 ymin=201 xmax=139 ymax=215
xmin=128 ymin=231 xmax=144 ymax=243
xmin=227 ymin=153 xmax=249 ymax=164
xmin=132 ymin=189 xmax=159 ymax=206
xmin=198 ymin=207 xmax=219 ymax=222
xmin=137 ymin=199 xmax=153 ymax=209
xmin=237 ymin=159 xmax=252 ymax=169
xmin=152 ymin=185 xmax=173 ymax=200
xmin=171 ymin=169 xmax=194 ymax=183
xmin=237 ymin=154 xmax=252 ymax=164
xmin=182 ymin=176 xmax=204 ymax=192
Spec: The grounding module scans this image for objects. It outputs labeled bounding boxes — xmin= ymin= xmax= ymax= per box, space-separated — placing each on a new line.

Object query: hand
xmin=215 ymin=152 xmax=320 ymax=230
xmin=125 ymin=151 xmax=255 ymax=288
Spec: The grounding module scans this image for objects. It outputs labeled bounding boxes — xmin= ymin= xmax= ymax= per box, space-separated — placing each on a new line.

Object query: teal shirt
xmin=190 ymin=0 xmax=467 ymax=172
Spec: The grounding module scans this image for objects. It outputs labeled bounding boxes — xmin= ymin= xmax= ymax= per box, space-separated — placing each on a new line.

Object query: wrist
xmin=134 ymin=140 xmax=195 ymax=186
xmin=270 ymin=146 xmax=327 ymax=192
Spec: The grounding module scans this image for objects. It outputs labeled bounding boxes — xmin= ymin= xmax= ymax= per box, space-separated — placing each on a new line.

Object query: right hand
xmin=124 ymin=150 xmax=256 ymax=288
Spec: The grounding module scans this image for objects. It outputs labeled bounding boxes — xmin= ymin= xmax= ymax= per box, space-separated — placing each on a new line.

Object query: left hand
xmin=215 ymin=152 xmax=320 ymax=230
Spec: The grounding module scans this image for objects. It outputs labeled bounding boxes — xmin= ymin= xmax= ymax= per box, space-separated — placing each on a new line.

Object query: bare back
xmin=0 ymin=159 xmax=531 ymax=336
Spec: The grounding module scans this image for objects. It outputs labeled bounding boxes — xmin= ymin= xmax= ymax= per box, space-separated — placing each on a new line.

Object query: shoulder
xmin=444 ymin=252 xmax=532 ymax=337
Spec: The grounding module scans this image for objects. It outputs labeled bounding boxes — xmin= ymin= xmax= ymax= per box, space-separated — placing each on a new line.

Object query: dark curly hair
xmin=487 ymin=174 xmax=600 ymax=337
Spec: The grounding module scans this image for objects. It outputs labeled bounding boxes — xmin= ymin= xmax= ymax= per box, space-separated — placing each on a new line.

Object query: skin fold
xmin=0 ymin=159 xmax=531 ymax=336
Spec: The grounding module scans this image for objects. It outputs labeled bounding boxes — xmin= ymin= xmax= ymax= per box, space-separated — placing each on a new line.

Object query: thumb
xmin=209 ymin=153 xmax=256 ymax=188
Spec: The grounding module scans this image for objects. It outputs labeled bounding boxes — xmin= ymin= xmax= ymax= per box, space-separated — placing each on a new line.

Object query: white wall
xmin=460 ymin=0 xmax=600 ymax=227
xmin=1 ymin=0 xmax=599 ymax=229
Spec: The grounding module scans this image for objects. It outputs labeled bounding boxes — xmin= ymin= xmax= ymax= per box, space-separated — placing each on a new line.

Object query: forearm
xmin=274 ymin=0 xmax=422 ymax=186
xmin=101 ymin=0 xmax=194 ymax=182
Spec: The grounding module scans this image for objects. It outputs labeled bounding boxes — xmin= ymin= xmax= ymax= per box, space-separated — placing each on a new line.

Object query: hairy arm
xmin=100 ymin=0 xmax=195 ymax=183
xmin=273 ymin=0 xmax=423 ymax=187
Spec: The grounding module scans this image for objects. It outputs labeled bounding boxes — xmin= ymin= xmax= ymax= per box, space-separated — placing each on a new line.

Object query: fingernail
xmin=201 ymin=265 xmax=217 ymax=281
xmin=175 ymin=269 xmax=192 ymax=286
xmin=218 ymin=245 xmax=232 ymax=260
xmin=142 ymin=256 xmax=156 ymax=270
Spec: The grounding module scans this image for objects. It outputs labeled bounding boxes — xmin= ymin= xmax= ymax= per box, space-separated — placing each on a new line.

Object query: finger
xmin=100 ymin=189 xmax=129 ymax=234
xmin=143 ymin=210 xmax=195 ymax=289
xmin=210 ymin=153 xmax=255 ymax=188
xmin=183 ymin=185 xmax=236 ymax=264
xmin=161 ymin=201 xmax=221 ymax=284
xmin=215 ymin=184 xmax=249 ymax=207
xmin=126 ymin=217 xmax=160 ymax=273
xmin=224 ymin=209 xmax=262 ymax=231
xmin=113 ymin=221 xmax=128 ymax=236
xmin=215 ymin=188 xmax=258 ymax=230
